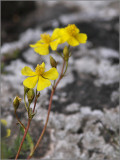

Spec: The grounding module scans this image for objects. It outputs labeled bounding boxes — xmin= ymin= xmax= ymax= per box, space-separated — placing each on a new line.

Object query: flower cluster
xmin=13 ymin=24 xmax=87 ymax=159
xmin=30 ymin=24 xmax=87 ymax=55
xmin=21 ymin=24 xmax=87 ymax=91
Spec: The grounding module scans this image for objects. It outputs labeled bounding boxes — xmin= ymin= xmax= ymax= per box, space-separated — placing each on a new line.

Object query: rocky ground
xmin=1 ymin=1 xmax=119 ymax=160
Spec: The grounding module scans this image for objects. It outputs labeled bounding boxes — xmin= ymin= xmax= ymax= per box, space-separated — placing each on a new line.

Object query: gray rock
xmin=1 ymin=28 xmax=42 ymax=54
xmin=65 ymin=113 xmax=82 ymax=133
xmin=22 ymin=48 xmax=41 ymax=64
xmin=65 ymin=103 xmax=80 ymax=113
xmin=50 ymin=140 xmax=81 ymax=160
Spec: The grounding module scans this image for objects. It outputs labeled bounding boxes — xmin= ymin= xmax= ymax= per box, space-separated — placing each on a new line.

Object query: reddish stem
xmin=27 ymin=60 xmax=66 ymax=159
xmin=33 ymin=96 xmax=38 ymax=113
xmin=15 ymin=119 xmax=31 ymax=160
xmin=15 ymin=96 xmax=38 ymax=160
xmin=14 ymin=111 xmax=26 ymax=130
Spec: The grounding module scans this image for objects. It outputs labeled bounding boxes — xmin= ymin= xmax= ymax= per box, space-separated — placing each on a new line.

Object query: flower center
xmin=35 ymin=64 xmax=45 ymax=76
xmin=41 ymin=33 xmax=51 ymax=44
xmin=65 ymin=24 xmax=79 ymax=36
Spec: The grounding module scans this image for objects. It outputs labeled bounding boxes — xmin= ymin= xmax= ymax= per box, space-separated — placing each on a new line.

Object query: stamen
xmin=65 ymin=24 xmax=79 ymax=36
xmin=35 ymin=64 xmax=45 ymax=76
xmin=41 ymin=33 xmax=51 ymax=44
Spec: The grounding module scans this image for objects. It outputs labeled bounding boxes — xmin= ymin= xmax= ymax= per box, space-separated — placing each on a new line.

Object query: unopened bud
xmin=63 ymin=46 xmax=69 ymax=61
xmin=13 ymin=96 xmax=21 ymax=111
xmin=27 ymin=89 xmax=35 ymax=104
xmin=24 ymin=86 xmax=30 ymax=95
xmin=50 ymin=56 xmax=57 ymax=68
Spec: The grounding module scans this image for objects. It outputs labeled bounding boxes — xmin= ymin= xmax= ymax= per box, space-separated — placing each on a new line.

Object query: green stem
xmin=63 ymin=61 xmax=68 ymax=76
xmin=24 ymin=94 xmax=28 ymax=112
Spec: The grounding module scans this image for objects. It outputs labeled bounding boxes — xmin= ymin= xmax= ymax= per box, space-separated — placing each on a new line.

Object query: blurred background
xmin=1 ymin=1 xmax=119 ymax=160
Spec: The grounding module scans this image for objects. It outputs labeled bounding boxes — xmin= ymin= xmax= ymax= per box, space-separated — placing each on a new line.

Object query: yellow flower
xmin=21 ymin=62 xmax=59 ymax=91
xmin=1 ymin=119 xmax=11 ymax=138
xmin=58 ymin=24 xmax=87 ymax=46
xmin=30 ymin=30 xmax=61 ymax=55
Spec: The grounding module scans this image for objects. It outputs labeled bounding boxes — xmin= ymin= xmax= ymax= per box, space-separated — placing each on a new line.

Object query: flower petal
xmin=37 ymin=76 xmax=51 ymax=91
xmin=30 ymin=43 xmax=49 ymax=55
xmin=59 ymin=29 xmax=69 ymax=43
xmin=50 ymin=39 xmax=60 ymax=51
xmin=23 ymin=76 xmax=38 ymax=89
xmin=52 ymin=28 xmax=68 ymax=44
xmin=21 ymin=66 xmax=36 ymax=76
xmin=76 ymin=33 xmax=87 ymax=43
xmin=40 ymin=62 xmax=45 ymax=68
xmin=43 ymin=68 xmax=59 ymax=80
xmin=1 ymin=119 xmax=7 ymax=126
xmin=67 ymin=36 xmax=79 ymax=46
xmin=6 ymin=129 xmax=11 ymax=137
xmin=51 ymin=28 xmax=61 ymax=39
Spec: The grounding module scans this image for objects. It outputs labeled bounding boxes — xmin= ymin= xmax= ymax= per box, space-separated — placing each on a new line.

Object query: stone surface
xmin=1 ymin=1 xmax=119 ymax=160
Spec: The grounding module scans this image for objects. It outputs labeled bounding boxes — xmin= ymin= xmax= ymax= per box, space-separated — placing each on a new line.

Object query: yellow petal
xmin=59 ymin=29 xmax=69 ymax=43
xmin=43 ymin=68 xmax=59 ymax=80
xmin=40 ymin=62 xmax=45 ymax=68
xmin=21 ymin=66 xmax=36 ymax=76
xmin=6 ymin=129 xmax=11 ymax=137
xmin=76 ymin=33 xmax=87 ymax=43
xmin=52 ymin=28 xmax=68 ymax=44
xmin=33 ymin=44 xmax=49 ymax=55
xmin=50 ymin=39 xmax=60 ymax=51
xmin=51 ymin=28 xmax=61 ymax=40
xmin=1 ymin=119 xmax=7 ymax=126
xmin=23 ymin=76 xmax=38 ymax=89
xmin=67 ymin=36 xmax=79 ymax=46
xmin=30 ymin=44 xmax=40 ymax=48
xmin=37 ymin=76 xmax=51 ymax=91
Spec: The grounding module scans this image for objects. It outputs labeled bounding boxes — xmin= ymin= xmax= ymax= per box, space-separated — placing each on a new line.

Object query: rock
xmin=65 ymin=113 xmax=82 ymax=133
xmin=50 ymin=140 xmax=81 ymax=160
xmin=49 ymin=113 xmax=65 ymax=130
xmin=111 ymin=90 xmax=119 ymax=102
xmin=22 ymin=48 xmax=41 ymax=64
xmin=65 ymin=103 xmax=80 ymax=113
xmin=95 ymin=59 xmax=119 ymax=86
xmin=3 ymin=59 xmax=33 ymax=95
xmin=82 ymin=131 xmax=105 ymax=150
xmin=103 ymin=107 xmax=119 ymax=131
xmin=1 ymin=1 xmax=119 ymax=160
xmin=1 ymin=29 xmax=42 ymax=54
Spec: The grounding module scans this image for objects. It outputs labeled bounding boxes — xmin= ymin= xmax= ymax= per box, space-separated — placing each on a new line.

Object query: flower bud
xmin=50 ymin=56 xmax=57 ymax=68
xmin=13 ymin=96 xmax=21 ymax=111
xmin=63 ymin=46 xmax=69 ymax=61
xmin=24 ymin=86 xmax=30 ymax=95
xmin=27 ymin=89 xmax=35 ymax=104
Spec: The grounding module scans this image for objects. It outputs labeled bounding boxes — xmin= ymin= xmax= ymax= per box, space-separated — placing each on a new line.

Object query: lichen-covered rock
xmin=1 ymin=1 xmax=119 ymax=159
